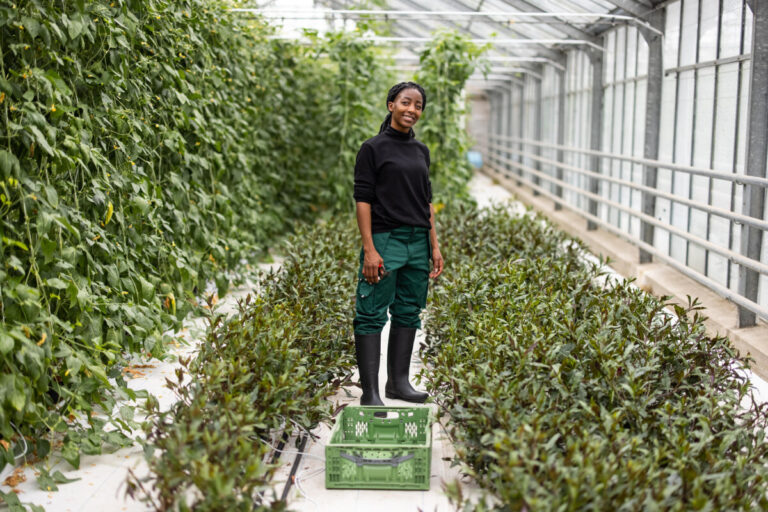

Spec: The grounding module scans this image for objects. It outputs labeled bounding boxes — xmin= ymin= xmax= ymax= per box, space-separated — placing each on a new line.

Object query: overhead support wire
xmin=266 ymin=35 xmax=605 ymax=52
xmin=389 ymin=65 xmax=538 ymax=77
xmin=393 ymin=55 xmax=564 ymax=69
xmin=231 ymin=9 xmax=663 ymax=37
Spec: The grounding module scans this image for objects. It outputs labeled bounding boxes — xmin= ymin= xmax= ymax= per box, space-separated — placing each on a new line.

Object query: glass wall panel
xmin=743 ymin=2 xmax=753 ymax=54
xmin=761 ymin=199 xmax=768 ymax=305
xmin=605 ymin=30 xmax=615 ymax=84
xmin=690 ymin=66 xmax=715 ymax=275
xmin=626 ymin=28 xmax=638 ymax=79
xmin=488 ymin=0 xmax=762 ymax=310
xmin=679 ymin=0 xmax=699 ymax=67
xmin=541 ymin=67 xmax=560 ymax=195
xmin=720 ymin=0 xmax=743 ymax=56
xmin=699 ymin=0 xmax=719 ymax=62
xmin=665 ymin=1 xmax=681 ymax=67
xmin=730 ymin=57 xmax=750 ymax=292
xmin=564 ymin=50 xmax=592 ymax=211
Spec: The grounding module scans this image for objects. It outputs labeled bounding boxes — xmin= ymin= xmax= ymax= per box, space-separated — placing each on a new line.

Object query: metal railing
xmin=484 ymin=134 xmax=768 ymax=322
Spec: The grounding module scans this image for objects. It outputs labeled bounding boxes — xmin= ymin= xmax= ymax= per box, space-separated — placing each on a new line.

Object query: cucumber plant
xmin=0 ymin=0 xmax=388 ymax=474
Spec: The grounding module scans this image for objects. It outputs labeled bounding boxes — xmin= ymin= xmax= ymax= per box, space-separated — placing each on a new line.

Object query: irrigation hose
xmin=253 ymin=435 xmax=326 ymax=464
xmin=10 ymin=422 xmax=28 ymax=461
xmin=281 ymin=433 xmax=309 ymax=502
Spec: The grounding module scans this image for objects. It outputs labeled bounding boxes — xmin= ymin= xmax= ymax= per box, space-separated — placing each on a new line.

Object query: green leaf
xmin=84 ymin=362 xmax=110 ymax=385
xmin=27 ymin=126 xmax=54 ymax=156
xmin=21 ymin=17 xmax=41 ymax=40
xmin=36 ymin=467 xmax=80 ymax=492
xmin=0 ymin=149 xmax=20 ymax=178
xmin=46 ymin=278 xmax=68 ymax=289
xmin=61 ymin=440 xmax=80 ymax=469
xmin=0 ymin=78 xmax=14 ymax=96
xmin=44 ymin=184 xmax=59 ymax=207
xmin=0 ymin=331 xmax=14 ymax=355
xmin=66 ymin=356 xmax=82 ymax=375
xmin=0 ymin=490 xmax=24 ymax=511
xmin=68 ymin=18 xmax=84 ymax=40
xmin=119 ymin=405 xmax=135 ymax=422
xmin=53 ymin=215 xmax=80 ymax=240
xmin=1 ymin=237 xmax=28 ymax=251
xmin=9 ymin=389 xmax=25 ymax=412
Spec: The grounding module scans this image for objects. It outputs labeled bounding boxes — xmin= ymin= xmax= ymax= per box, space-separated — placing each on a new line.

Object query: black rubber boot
xmin=385 ymin=327 xmax=428 ymax=403
xmin=354 ymin=333 xmax=384 ymax=406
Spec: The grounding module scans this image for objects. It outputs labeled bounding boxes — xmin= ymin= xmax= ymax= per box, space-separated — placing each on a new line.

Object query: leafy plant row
xmin=0 ymin=0 xmax=391 ymax=470
xmin=130 ymin=218 xmax=360 ymax=511
xmin=424 ymin=205 xmax=768 ymax=510
xmin=415 ymin=31 xmax=487 ymax=203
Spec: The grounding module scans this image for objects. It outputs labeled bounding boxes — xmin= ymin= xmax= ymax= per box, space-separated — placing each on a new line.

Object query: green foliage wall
xmin=415 ymin=31 xmax=486 ymax=203
xmin=0 ymin=0 xmax=389 ymax=469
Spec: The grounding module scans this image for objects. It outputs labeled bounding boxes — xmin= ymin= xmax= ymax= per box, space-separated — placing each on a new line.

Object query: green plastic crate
xmin=325 ymin=406 xmax=433 ymax=490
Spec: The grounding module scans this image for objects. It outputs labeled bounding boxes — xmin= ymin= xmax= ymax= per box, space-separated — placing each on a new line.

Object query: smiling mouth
xmin=403 ymin=115 xmax=415 ymax=121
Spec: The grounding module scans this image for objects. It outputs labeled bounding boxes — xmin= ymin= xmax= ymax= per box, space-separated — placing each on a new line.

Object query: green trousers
xmin=353 ymin=226 xmax=431 ymax=335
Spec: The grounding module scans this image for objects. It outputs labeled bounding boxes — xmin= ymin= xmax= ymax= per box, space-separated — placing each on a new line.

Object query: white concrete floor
xmin=3 ymin=172 xmax=767 ymax=511
xmin=272 ymin=321 xmax=481 ymax=512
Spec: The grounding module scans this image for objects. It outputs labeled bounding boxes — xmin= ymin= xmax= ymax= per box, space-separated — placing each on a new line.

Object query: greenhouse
xmin=1 ymin=0 xmax=767 ymax=510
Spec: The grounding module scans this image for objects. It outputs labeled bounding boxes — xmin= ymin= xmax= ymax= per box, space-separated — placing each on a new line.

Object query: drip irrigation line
xmin=270 ymin=431 xmax=290 ymax=465
xmin=10 ymin=422 xmax=27 ymax=461
xmin=253 ymin=434 xmax=326 ymax=464
xmin=254 ymin=431 xmax=289 ymax=507
xmin=281 ymin=433 xmax=309 ymax=502
xmin=294 ymin=467 xmax=325 ymax=511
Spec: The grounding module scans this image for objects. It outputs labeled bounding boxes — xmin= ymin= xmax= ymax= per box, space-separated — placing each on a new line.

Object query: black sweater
xmin=353 ymin=126 xmax=433 ymax=233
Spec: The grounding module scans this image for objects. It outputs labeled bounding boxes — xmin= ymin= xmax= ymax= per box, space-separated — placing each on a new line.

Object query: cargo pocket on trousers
xmin=356 ymin=280 xmax=376 ymax=316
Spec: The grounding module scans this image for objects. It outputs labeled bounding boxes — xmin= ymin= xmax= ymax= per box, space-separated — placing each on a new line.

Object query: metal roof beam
xmin=269 ymin=34 xmax=603 ymax=51
xmin=383 ymin=0 xmax=554 ymax=68
xmin=428 ymin=0 xmax=568 ymax=40
xmin=465 ymin=0 xmax=485 ymax=32
xmin=243 ymin=8 xmax=663 ymax=38
xmin=489 ymin=0 xmax=594 ymax=40
xmin=602 ymin=0 xmax=652 ymax=18
xmin=388 ymin=0 xmax=534 ymax=44
xmin=385 ymin=0 xmax=576 ymax=60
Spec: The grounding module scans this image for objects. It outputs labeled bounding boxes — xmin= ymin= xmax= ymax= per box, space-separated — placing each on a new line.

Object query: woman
xmin=352 ymin=82 xmax=444 ymax=406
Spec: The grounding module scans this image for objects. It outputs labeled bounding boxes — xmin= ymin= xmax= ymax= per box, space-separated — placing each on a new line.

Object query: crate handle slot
xmin=340 ymin=451 xmax=415 ymax=467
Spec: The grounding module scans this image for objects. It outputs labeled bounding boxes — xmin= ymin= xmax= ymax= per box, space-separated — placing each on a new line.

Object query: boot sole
xmin=385 ymin=391 xmax=428 ymax=403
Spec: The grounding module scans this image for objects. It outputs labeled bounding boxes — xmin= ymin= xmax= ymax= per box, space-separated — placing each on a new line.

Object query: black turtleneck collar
xmin=384 ymin=125 xmax=413 ymax=140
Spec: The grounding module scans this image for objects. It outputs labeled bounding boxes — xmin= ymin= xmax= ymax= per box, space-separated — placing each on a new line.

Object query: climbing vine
xmin=0 ymin=0 xmax=387 ymax=474
xmin=415 ymin=30 xmax=487 ymax=202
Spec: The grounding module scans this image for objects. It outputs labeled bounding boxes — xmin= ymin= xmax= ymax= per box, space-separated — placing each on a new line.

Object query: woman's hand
xmin=430 ymin=247 xmax=444 ymax=279
xmin=363 ymin=247 xmax=384 ymax=284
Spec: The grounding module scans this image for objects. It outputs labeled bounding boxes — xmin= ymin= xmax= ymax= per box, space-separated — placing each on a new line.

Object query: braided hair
xmin=378 ymin=81 xmax=427 ymax=137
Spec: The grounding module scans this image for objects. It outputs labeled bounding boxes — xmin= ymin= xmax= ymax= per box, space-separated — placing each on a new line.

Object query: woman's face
xmin=388 ymin=88 xmax=423 ymax=133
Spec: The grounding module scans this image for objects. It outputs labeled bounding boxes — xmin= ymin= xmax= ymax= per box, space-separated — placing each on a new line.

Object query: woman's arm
xmin=428 ymin=203 xmax=443 ymax=278
xmin=356 ymin=201 xmax=384 ymax=284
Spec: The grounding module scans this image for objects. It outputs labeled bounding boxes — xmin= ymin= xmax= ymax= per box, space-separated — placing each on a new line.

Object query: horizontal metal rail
xmin=489 ymin=134 xmax=768 ymax=188
xmin=484 ymin=161 xmax=768 ymax=322
xmin=395 ymin=55 xmax=567 ymax=71
xmin=486 ymin=141 xmax=768 ymax=232
xmin=267 ymin=35 xmax=605 ymax=51
xmin=486 ymin=152 xmax=768 ymax=277
xmin=233 ymin=9 xmax=664 ymax=37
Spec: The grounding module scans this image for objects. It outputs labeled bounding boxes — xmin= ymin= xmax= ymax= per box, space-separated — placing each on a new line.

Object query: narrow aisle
xmin=276 ymin=173 xmax=517 ymax=511
xmin=275 ymin=322 xmax=477 ymax=512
